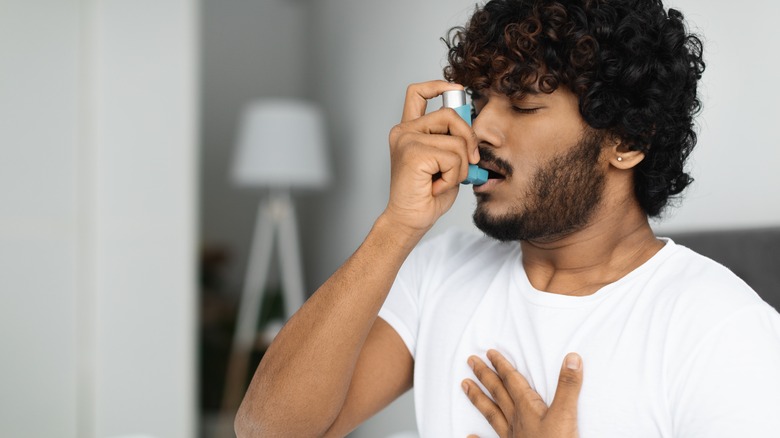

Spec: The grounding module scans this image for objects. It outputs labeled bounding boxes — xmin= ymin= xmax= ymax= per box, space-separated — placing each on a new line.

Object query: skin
xmin=234 ymin=80 xmax=662 ymax=437
xmin=463 ymin=350 xmax=583 ymax=438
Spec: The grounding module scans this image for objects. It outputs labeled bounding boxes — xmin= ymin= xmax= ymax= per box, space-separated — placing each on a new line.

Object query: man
xmin=235 ymin=0 xmax=780 ymax=437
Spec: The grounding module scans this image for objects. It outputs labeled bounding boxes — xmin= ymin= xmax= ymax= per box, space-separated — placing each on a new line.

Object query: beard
xmin=473 ymin=130 xmax=606 ymax=242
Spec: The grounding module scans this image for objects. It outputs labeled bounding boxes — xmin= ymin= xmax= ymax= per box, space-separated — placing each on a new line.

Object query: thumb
xmin=549 ymin=352 xmax=583 ymax=420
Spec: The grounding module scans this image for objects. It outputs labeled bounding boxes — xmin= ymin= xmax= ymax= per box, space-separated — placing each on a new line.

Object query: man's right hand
xmin=464 ymin=351 xmax=584 ymax=438
xmin=383 ymin=80 xmax=480 ymax=236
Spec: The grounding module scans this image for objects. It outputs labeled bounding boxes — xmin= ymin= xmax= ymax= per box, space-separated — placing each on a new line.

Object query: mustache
xmin=478 ymin=147 xmax=514 ymax=177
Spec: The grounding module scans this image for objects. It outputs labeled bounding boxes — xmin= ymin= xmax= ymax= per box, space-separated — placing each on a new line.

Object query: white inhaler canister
xmin=442 ymin=90 xmax=488 ymax=185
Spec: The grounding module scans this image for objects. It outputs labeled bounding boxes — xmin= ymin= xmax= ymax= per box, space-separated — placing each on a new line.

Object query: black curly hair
xmin=443 ymin=0 xmax=705 ymax=217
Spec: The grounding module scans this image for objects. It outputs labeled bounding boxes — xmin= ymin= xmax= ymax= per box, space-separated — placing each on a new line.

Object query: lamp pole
xmin=221 ymin=188 xmax=306 ymax=413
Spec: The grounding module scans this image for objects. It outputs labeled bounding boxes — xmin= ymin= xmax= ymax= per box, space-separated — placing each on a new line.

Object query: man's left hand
xmin=462 ymin=349 xmax=583 ymax=438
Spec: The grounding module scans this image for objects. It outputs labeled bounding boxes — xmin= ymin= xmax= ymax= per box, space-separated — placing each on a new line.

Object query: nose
xmin=472 ymin=101 xmax=503 ymax=150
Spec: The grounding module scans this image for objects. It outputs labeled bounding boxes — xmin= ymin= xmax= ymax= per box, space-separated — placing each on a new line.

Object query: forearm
xmin=235 ymin=214 xmax=423 ymax=437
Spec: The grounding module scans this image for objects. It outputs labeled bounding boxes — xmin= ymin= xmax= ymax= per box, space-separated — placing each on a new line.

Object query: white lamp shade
xmin=231 ymin=99 xmax=330 ymax=188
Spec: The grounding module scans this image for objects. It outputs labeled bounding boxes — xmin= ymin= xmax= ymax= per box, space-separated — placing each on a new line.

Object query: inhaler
xmin=441 ymin=89 xmax=488 ymax=186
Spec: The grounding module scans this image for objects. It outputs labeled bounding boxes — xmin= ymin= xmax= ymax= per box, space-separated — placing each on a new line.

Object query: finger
xmin=433 ymin=108 xmax=479 ymax=164
xmin=401 ymin=80 xmax=464 ymax=123
xmin=548 ymin=352 xmax=584 ymax=422
xmin=468 ymin=355 xmax=515 ymax=420
xmin=486 ymin=349 xmax=547 ymax=418
xmin=403 ymin=106 xmax=475 ymax=137
xmin=430 ymin=147 xmax=467 ymax=196
xmin=462 ymin=379 xmax=510 ymax=437
xmin=395 ymin=135 xmax=468 ymax=180
xmin=400 ymin=109 xmax=478 ymax=164
xmin=486 ymin=349 xmax=527 ymax=397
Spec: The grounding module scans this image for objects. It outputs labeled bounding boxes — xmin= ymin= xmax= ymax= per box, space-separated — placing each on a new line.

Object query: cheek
xmin=505 ymin=135 xmax=555 ymax=177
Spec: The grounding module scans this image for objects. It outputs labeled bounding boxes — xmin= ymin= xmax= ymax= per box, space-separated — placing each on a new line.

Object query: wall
xmin=200 ymin=0 xmax=311 ymax=294
xmin=0 ymin=0 xmax=198 ymax=437
xmin=92 ymin=1 xmax=198 ymax=437
xmin=654 ymin=0 xmax=780 ymax=233
xmin=0 ymin=1 xmax=82 ymax=435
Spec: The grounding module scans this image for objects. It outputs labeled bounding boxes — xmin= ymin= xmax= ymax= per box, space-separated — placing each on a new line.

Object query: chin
xmin=472 ymin=204 xmax=526 ymax=242
xmin=474 ymin=194 xmax=517 ymax=218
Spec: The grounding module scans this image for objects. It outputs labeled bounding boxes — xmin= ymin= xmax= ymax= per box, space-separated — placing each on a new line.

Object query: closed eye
xmin=512 ymin=106 xmax=540 ymax=114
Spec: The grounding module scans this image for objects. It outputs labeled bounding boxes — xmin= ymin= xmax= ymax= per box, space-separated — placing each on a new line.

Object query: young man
xmin=235 ymin=0 xmax=780 ymax=437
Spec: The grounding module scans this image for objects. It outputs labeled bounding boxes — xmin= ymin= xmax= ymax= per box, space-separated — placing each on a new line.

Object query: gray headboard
xmin=666 ymin=227 xmax=780 ymax=312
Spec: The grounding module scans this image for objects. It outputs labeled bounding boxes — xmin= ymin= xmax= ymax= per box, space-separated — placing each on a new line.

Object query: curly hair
xmin=443 ymin=0 xmax=705 ymax=217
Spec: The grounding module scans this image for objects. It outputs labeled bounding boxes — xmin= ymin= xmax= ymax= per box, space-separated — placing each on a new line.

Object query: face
xmin=470 ymin=87 xmax=607 ymax=242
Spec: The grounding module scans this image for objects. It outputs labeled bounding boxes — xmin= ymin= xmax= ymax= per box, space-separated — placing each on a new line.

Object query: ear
xmin=607 ymin=136 xmax=645 ymax=169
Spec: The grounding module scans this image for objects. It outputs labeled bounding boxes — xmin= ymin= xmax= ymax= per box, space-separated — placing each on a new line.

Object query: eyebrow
xmin=469 ymin=86 xmax=542 ymax=100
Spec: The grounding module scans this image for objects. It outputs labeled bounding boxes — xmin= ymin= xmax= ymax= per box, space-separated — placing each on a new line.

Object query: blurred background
xmin=1 ymin=0 xmax=778 ymax=437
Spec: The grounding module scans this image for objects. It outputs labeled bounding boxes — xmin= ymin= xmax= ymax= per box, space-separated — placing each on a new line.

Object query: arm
xmin=234 ymin=80 xmax=480 ymax=437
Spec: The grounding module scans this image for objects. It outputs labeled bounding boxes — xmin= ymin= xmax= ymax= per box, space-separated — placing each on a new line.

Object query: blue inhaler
xmin=442 ymin=90 xmax=488 ymax=186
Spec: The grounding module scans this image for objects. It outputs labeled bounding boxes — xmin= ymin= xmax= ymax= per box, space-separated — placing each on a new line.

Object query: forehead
xmin=470 ymin=84 xmax=575 ymax=103
xmin=468 ymin=70 xmax=554 ymax=100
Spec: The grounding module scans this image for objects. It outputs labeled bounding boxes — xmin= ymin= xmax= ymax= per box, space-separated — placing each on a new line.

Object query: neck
xmin=520 ymin=197 xmax=663 ymax=296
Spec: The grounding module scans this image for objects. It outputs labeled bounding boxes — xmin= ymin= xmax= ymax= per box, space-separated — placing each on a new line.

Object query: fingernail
xmin=462 ymin=381 xmax=469 ymax=394
xmin=468 ymin=357 xmax=475 ymax=369
xmin=565 ymin=353 xmax=581 ymax=370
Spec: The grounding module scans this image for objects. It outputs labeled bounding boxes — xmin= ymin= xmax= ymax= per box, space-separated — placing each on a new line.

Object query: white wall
xmin=654 ymin=0 xmax=780 ymax=233
xmin=0 ymin=1 xmax=81 ymax=435
xmin=0 ymin=1 xmax=198 ymax=437
xmin=92 ymin=2 xmax=198 ymax=437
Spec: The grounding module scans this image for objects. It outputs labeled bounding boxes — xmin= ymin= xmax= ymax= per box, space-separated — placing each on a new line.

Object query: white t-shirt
xmin=378 ymin=229 xmax=780 ymax=437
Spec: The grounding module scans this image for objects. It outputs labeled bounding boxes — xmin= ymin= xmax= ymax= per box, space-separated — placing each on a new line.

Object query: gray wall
xmin=200 ymin=0 xmax=311 ymax=292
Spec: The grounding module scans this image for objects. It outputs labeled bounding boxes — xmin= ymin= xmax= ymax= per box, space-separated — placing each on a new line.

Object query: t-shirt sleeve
xmin=379 ymin=232 xmax=454 ymax=357
xmin=378 ymin=268 xmax=419 ymax=358
xmin=377 ymin=237 xmax=430 ymax=359
xmin=669 ymin=303 xmax=780 ymax=437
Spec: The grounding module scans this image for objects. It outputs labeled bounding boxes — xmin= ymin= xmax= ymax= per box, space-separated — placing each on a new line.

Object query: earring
xmin=617 ymin=156 xmax=624 ymax=162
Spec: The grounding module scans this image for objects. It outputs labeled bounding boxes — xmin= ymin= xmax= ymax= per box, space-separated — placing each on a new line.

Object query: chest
xmin=412 ymin=275 xmax=675 ymax=437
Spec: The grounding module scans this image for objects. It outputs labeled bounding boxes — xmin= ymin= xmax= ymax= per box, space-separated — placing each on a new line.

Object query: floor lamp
xmin=222 ymin=99 xmax=330 ymax=415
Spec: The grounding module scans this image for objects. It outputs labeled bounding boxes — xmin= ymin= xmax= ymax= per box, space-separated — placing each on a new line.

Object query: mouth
xmin=485 ymin=168 xmax=506 ymax=180
xmin=476 ymin=147 xmax=513 ymax=182
xmin=473 ymin=164 xmax=506 ymax=193
xmin=478 ymin=162 xmax=507 ymax=180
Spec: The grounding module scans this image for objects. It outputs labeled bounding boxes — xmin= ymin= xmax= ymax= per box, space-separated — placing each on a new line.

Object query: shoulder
xmin=411 ymin=228 xmax=517 ymax=267
xmin=651 ymin=239 xmax=769 ymax=314
xmin=397 ymin=228 xmax=519 ymax=299
xmin=652 ymin=239 xmax=780 ymax=362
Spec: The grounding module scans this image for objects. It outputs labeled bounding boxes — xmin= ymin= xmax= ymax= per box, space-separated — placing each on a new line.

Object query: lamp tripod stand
xmin=221 ymin=188 xmax=306 ymax=413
